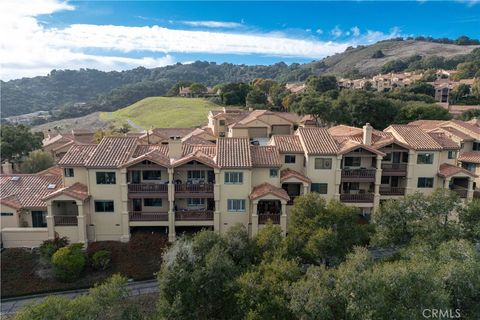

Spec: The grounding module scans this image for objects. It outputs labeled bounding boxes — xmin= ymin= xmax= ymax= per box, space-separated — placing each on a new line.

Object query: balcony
xmin=258 ymin=213 xmax=280 ymax=224
xmin=129 ymin=211 xmax=168 ymax=221
xmin=381 ymin=163 xmax=407 ymax=176
xmin=340 ymin=193 xmax=374 ymax=203
xmin=128 ymin=183 xmax=168 ymax=193
xmin=175 ymin=210 xmax=214 ymax=221
xmin=379 ymin=187 xmax=405 ymax=196
xmin=341 ymin=168 xmax=376 ymax=182
xmin=174 ymin=183 xmax=214 ymax=196
xmin=54 ymin=215 xmax=77 ymax=226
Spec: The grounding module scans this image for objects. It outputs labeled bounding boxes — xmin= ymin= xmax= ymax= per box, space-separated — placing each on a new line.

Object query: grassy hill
xmin=100 ymin=97 xmax=222 ymax=130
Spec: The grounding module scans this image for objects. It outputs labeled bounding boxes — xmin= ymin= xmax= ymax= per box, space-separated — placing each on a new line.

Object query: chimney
xmin=168 ymin=137 xmax=183 ymax=159
xmin=363 ymin=123 xmax=373 ymax=146
xmin=2 ymin=161 xmax=13 ymax=174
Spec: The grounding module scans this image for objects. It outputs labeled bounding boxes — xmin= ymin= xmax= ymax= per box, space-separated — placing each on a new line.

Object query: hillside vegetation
xmin=100 ymin=97 xmax=221 ymax=130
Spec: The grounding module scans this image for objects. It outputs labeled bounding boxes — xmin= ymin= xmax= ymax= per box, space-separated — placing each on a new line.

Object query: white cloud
xmin=0 ymin=0 xmax=404 ymax=80
xmin=330 ymin=26 xmax=343 ymax=38
xmin=180 ymin=20 xmax=243 ymax=28
xmin=351 ymin=26 xmax=361 ymax=37
xmin=316 ymin=29 xmax=324 ymax=34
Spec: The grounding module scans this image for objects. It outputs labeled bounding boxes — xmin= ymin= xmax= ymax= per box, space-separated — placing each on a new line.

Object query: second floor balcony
xmin=341 ymin=168 xmax=376 ymax=182
xmin=128 ymin=183 xmax=168 ymax=193
xmin=379 ymin=187 xmax=406 ymax=196
xmin=340 ymin=193 xmax=374 ymax=203
xmin=175 ymin=210 xmax=214 ymax=221
xmin=129 ymin=211 xmax=168 ymax=221
xmin=174 ymin=182 xmax=214 ymax=196
xmin=381 ymin=163 xmax=407 ymax=176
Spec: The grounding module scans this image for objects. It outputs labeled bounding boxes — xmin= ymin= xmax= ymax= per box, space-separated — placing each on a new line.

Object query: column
xmin=302 ymin=183 xmax=309 ymax=195
xmin=334 ymin=155 xmax=342 ymax=200
xmin=374 ymin=156 xmax=383 ymax=210
xmin=405 ymin=150 xmax=416 ymax=194
xmin=168 ymin=168 xmax=176 ymax=242
xmin=467 ymin=178 xmax=474 ymax=200
xmin=251 ymin=201 xmax=259 ymax=237
xmin=76 ymin=202 xmax=87 ymax=246
xmin=46 ymin=203 xmax=54 ymax=240
xmin=280 ymin=201 xmax=287 ymax=236
xmin=214 ymin=170 xmax=221 ymax=233
xmin=445 ymin=177 xmax=451 ymax=189
xmin=120 ymin=168 xmax=130 ymax=242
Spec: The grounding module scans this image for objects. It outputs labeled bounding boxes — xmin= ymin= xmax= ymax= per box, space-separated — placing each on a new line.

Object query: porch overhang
xmin=437 ymin=163 xmax=477 ymax=179
xmin=42 ymin=183 xmax=90 ymax=203
xmin=249 ymin=183 xmax=290 ymax=202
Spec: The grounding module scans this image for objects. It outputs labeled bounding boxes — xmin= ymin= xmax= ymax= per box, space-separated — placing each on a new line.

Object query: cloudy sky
xmin=1 ymin=0 xmax=479 ymax=80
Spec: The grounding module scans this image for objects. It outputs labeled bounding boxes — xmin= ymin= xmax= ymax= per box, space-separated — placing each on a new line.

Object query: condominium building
xmin=1 ymin=115 xmax=478 ymax=248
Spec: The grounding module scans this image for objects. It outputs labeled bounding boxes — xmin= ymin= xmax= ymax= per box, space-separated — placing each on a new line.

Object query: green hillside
xmin=100 ymin=97 xmax=222 ymax=130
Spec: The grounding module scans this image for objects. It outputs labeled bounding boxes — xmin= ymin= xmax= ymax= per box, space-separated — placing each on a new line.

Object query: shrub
xmin=91 ymin=250 xmax=111 ymax=270
xmin=39 ymin=236 xmax=69 ymax=259
xmin=51 ymin=244 xmax=85 ymax=282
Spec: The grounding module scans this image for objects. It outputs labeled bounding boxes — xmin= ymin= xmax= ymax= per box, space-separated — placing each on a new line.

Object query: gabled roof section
xmin=250 ymin=146 xmax=281 ymax=168
xmin=121 ymin=150 xmax=171 ymax=169
xmin=58 ymin=144 xmax=97 ymax=167
xmin=150 ymin=128 xmax=195 ymax=140
xmin=458 ymin=152 xmax=480 ymax=164
xmin=43 ymin=183 xmax=90 ymax=202
xmin=270 ymin=135 xmax=304 ymax=154
xmin=427 ymin=132 xmax=460 ymax=150
xmin=408 ymin=120 xmax=449 ymax=131
xmin=450 ymin=120 xmax=480 ymax=136
xmin=183 ymin=144 xmax=217 ymax=158
xmin=172 ymin=150 xmax=218 ymax=168
xmin=249 ymin=183 xmax=290 ymax=201
xmin=432 ymin=126 xmax=475 ymax=142
xmin=216 ymin=138 xmax=252 ymax=168
xmin=280 ymin=168 xmax=311 ymax=184
xmin=337 ymin=140 xmax=386 ymax=156
xmin=438 ymin=163 xmax=477 ymax=178
xmin=297 ymin=127 xmax=339 ymax=155
xmin=385 ymin=125 xmax=444 ymax=151
xmin=85 ymin=136 xmax=138 ymax=168
xmin=132 ymin=144 xmax=168 ymax=158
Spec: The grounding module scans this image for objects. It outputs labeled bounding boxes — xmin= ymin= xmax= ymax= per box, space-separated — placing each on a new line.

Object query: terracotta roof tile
xmin=408 ymin=120 xmax=449 ymax=131
xmin=427 ymin=133 xmax=460 ymax=149
xmin=458 ymin=152 xmax=480 ymax=164
xmin=182 ymin=144 xmax=217 ymax=158
xmin=216 ymin=138 xmax=252 ymax=168
xmin=450 ymin=120 xmax=480 ymax=136
xmin=172 ymin=150 xmax=218 ymax=168
xmin=438 ymin=163 xmax=477 ymax=178
xmin=251 ymin=146 xmax=281 ymax=167
xmin=132 ymin=145 xmax=168 ymax=158
xmin=0 ymin=173 xmax=63 ymax=209
xmin=249 ymin=183 xmax=290 ymax=201
xmin=58 ymin=145 xmax=97 ymax=167
xmin=280 ymin=168 xmax=311 ymax=183
xmin=297 ymin=127 xmax=339 ymax=155
xmin=85 ymin=136 xmax=138 ymax=168
xmin=43 ymin=182 xmax=89 ymax=201
xmin=151 ymin=128 xmax=195 ymax=139
xmin=270 ymin=135 xmax=304 ymax=154
xmin=434 ymin=127 xmax=475 ymax=141
xmin=386 ymin=125 xmax=443 ymax=150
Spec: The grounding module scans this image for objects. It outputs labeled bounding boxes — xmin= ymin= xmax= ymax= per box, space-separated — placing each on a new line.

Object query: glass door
xmin=31 ymin=211 xmax=47 ymax=228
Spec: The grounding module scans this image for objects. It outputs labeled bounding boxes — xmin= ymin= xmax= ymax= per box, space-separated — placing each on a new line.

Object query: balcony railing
xmin=175 ymin=210 xmax=214 ymax=221
xmin=452 ymin=188 xmax=468 ymax=198
xmin=379 ymin=187 xmax=405 ymax=196
xmin=341 ymin=168 xmax=376 ymax=181
xmin=128 ymin=183 xmax=168 ymax=193
xmin=174 ymin=183 xmax=214 ymax=193
xmin=340 ymin=193 xmax=374 ymax=203
xmin=129 ymin=211 xmax=168 ymax=221
xmin=258 ymin=213 xmax=280 ymax=224
xmin=381 ymin=163 xmax=407 ymax=175
xmin=54 ymin=215 xmax=77 ymax=226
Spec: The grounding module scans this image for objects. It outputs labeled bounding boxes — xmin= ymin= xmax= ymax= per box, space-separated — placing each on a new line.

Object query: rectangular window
xmin=187 ymin=198 xmax=205 ymax=206
xmin=344 ymin=157 xmax=361 ymax=167
xmin=187 ymin=170 xmax=206 ymax=180
xmin=269 ymin=168 xmax=278 ymax=178
xmin=96 ymin=172 xmax=116 ymax=184
xmin=473 ymin=142 xmax=480 ymax=151
xmin=381 ymin=176 xmax=390 ymax=184
xmin=219 ymin=120 xmax=226 ymax=126
xmin=64 ymin=168 xmax=74 ymax=177
xmin=142 ymin=170 xmax=161 ymax=180
xmin=143 ymin=198 xmax=162 ymax=207
xmin=225 ymin=172 xmax=243 ymax=184
xmin=94 ymin=200 xmax=115 ymax=212
xmin=383 ymin=153 xmax=392 ymax=161
xmin=284 ymin=155 xmax=296 ymax=164
xmin=462 ymin=163 xmax=476 ymax=172
xmin=1 ymin=212 xmax=13 ymax=216
xmin=417 ymin=153 xmax=434 ymax=164
xmin=227 ymin=199 xmax=246 ymax=212
xmin=311 ymin=183 xmax=328 ymax=194
xmin=417 ymin=177 xmax=434 ymax=188
xmin=315 ymin=157 xmax=332 ymax=169
xmin=448 ymin=151 xmax=457 ymax=159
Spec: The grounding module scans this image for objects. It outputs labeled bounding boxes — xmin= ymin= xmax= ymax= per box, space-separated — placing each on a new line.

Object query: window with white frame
xmin=227 ymin=199 xmax=246 ymax=212
xmin=188 ymin=198 xmax=205 ymax=206
xmin=188 ymin=170 xmax=206 ymax=180
xmin=64 ymin=168 xmax=74 ymax=177
xmin=224 ymin=172 xmax=243 ymax=184
xmin=315 ymin=157 xmax=332 ymax=169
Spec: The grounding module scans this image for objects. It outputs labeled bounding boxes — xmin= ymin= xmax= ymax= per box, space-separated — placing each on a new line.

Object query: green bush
xmin=39 ymin=236 xmax=69 ymax=259
xmin=51 ymin=244 xmax=85 ymax=282
xmin=91 ymin=250 xmax=111 ymax=270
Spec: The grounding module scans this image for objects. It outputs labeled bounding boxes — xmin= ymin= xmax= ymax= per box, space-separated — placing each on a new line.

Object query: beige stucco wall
xmin=251 ymin=167 xmax=281 ymax=187
xmin=0 ymin=204 xmax=19 ymax=228
xmin=280 ymin=153 xmax=305 ymax=173
xmin=1 ymin=228 xmax=48 ymax=248
xmin=305 ymin=154 xmax=340 ymax=200
xmin=229 ymin=128 xmax=249 ymax=138
xmin=63 ymin=167 xmax=89 ymax=187
xmin=407 ymin=150 xmax=441 ymax=195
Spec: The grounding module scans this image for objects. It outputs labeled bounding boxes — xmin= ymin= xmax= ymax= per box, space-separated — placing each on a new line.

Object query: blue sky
xmin=1 ymin=0 xmax=480 ymax=80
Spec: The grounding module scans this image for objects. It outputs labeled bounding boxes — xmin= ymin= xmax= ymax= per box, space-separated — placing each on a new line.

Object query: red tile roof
xmin=427 ymin=132 xmax=460 ymax=150
xmin=337 ymin=140 xmax=386 ymax=156
xmin=297 ymin=127 xmax=339 ymax=155
xmin=408 ymin=120 xmax=449 ymax=131
xmin=280 ymin=168 xmax=311 ymax=183
xmin=182 ymin=144 xmax=217 ymax=158
xmin=0 ymin=173 xmax=63 ymax=209
xmin=434 ymin=126 xmax=474 ymax=141
xmin=249 ymin=183 xmax=290 ymax=201
xmin=386 ymin=125 xmax=444 ymax=150
xmin=58 ymin=145 xmax=97 ymax=167
xmin=270 ymin=135 xmax=304 ymax=154
xmin=216 ymin=138 xmax=252 ymax=168
xmin=250 ymin=146 xmax=281 ymax=167
xmin=438 ymin=163 xmax=477 ymax=178
xmin=85 ymin=136 xmax=138 ymax=168
xmin=172 ymin=150 xmax=218 ymax=168
xmin=458 ymin=152 xmax=480 ymax=164
xmin=43 ymin=182 xmax=90 ymax=202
